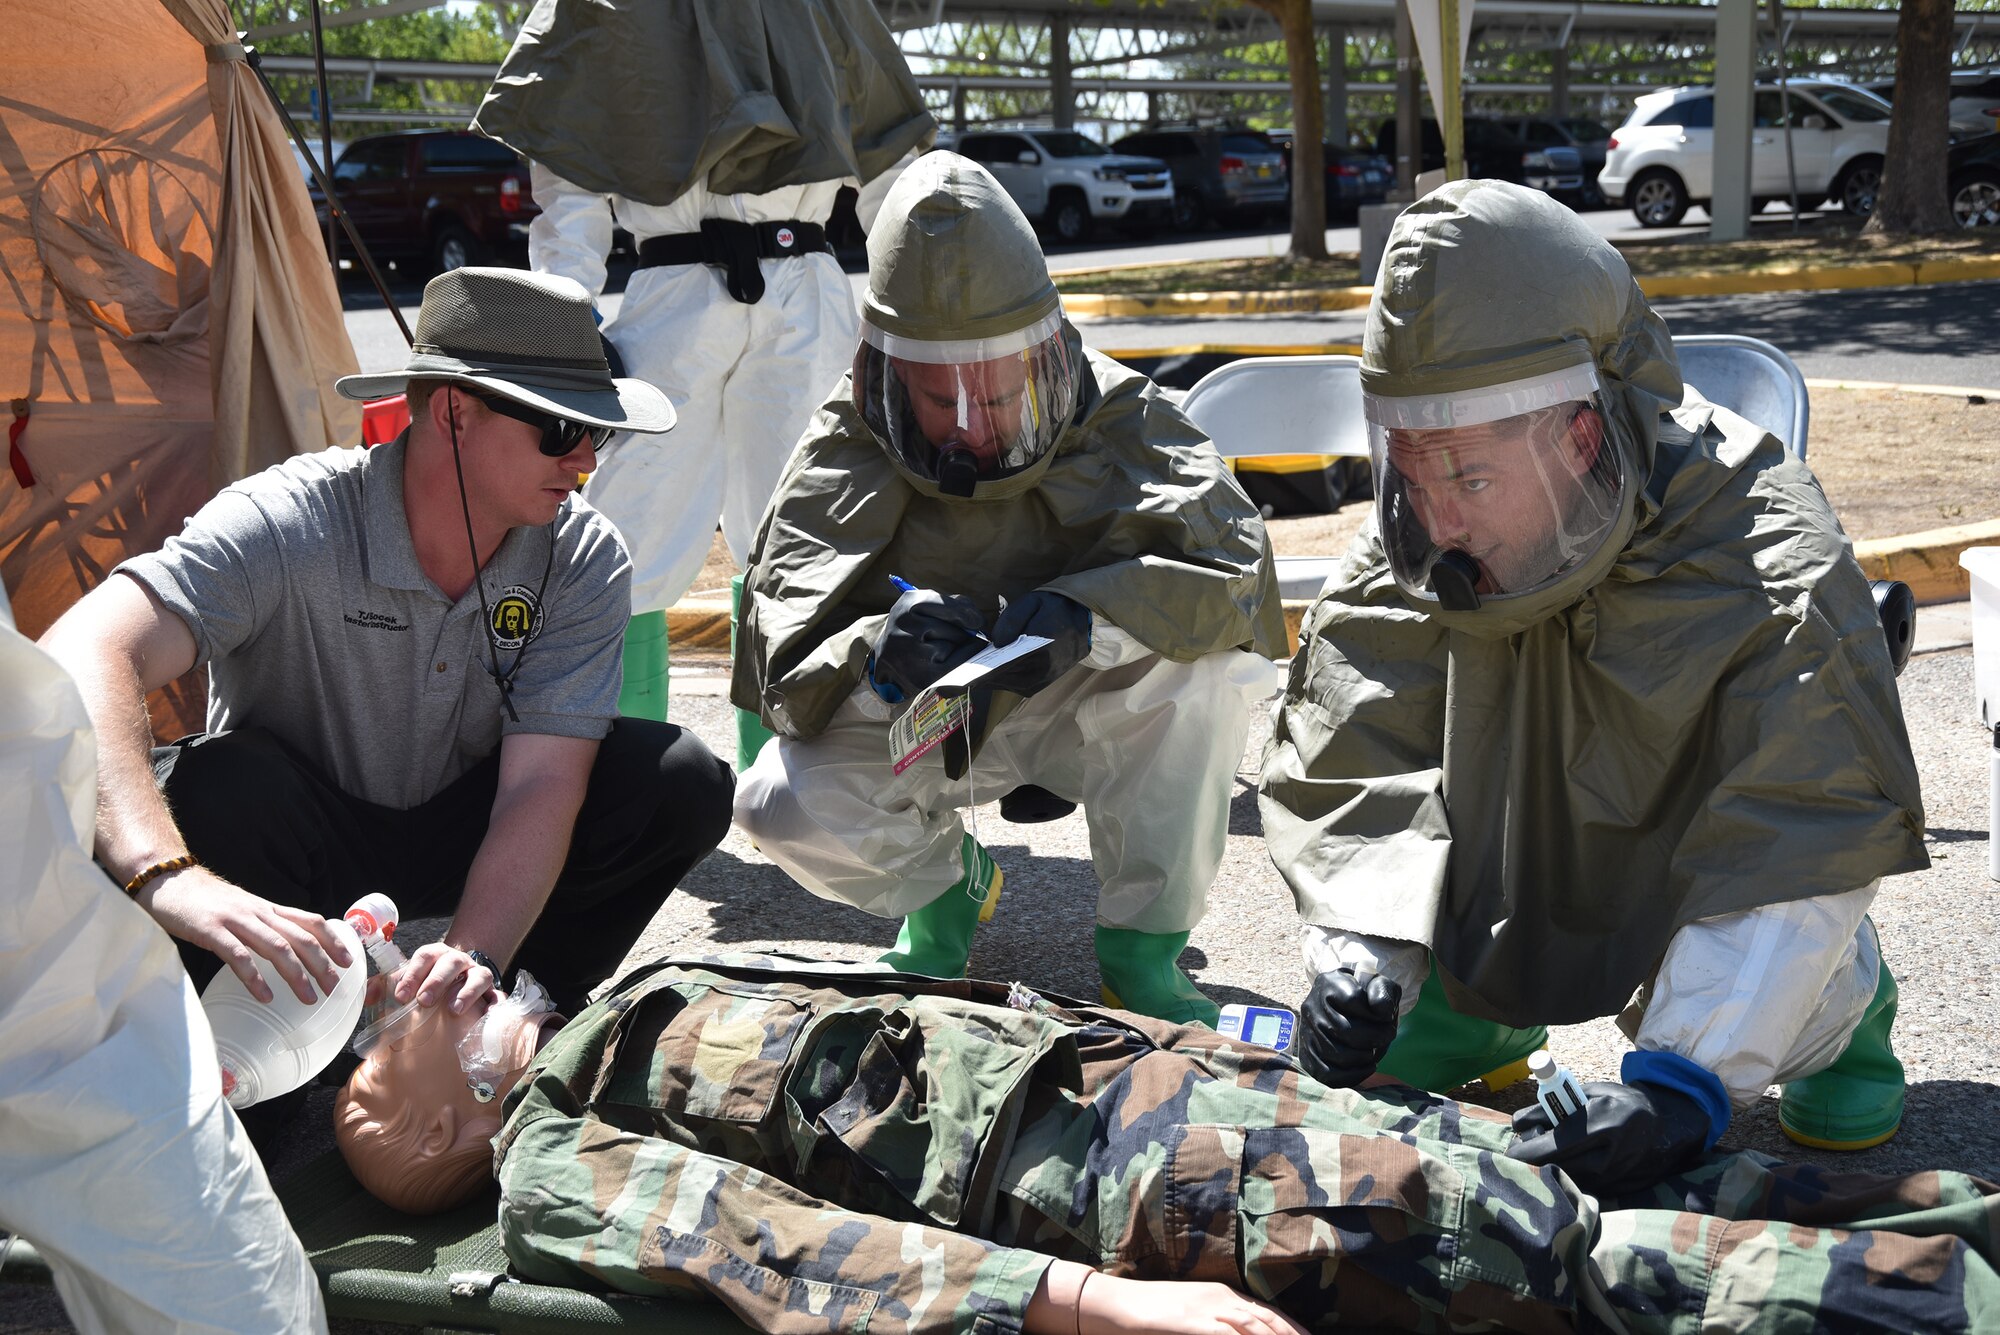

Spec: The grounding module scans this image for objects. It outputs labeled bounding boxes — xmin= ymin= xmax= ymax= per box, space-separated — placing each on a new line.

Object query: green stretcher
xmin=5 ymin=1150 xmax=758 ymax=1334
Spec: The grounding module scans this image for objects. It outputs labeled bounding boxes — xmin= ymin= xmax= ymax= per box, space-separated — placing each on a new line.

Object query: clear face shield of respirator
xmin=854 ymin=310 xmax=1080 ymax=497
xmin=1367 ymin=363 xmax=1625 ymax=611
xmin=454 ymin=971 xmax=555 ymax=1102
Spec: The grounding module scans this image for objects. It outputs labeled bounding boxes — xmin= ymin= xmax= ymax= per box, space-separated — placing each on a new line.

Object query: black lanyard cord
xmin=447 ymin=400 xmax=556 ymax=725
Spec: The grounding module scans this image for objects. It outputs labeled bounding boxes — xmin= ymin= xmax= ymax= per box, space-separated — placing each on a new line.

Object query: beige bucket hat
xmin=335 ymin=267 xmax=675 ymax=433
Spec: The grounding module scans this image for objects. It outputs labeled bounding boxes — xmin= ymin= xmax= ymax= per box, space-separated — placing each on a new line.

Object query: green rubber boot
xmin=1779 ymin=954 xmax=1905 ymax=1151
xmin=879 ymin=836 xmax=1003 ymax=978
xmin=731 ymin=574 xmax=776 ymax=770
xmin=1374 ymin=968 xmax=1549 ymax=1093
xmin=617 ymin=610 xmax=669 ymax=722
xmin=1095 ymin=927 xmax=1222 ymax=1028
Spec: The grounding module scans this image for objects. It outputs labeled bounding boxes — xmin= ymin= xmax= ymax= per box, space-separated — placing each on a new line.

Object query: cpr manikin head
xmin=853 ymin=151 xmax=1081 ymax=497
xmin=1362 ymin=179 xmax=1685 ymax=632
xmin=334 ymin=972 xmax=557 ymax=1214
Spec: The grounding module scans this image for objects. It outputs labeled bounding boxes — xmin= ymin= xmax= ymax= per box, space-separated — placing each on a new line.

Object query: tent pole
xmin=243 ymin=42 xmax=414 ymax=346
xmin=310 ymin=0 xmax=339 ymax=269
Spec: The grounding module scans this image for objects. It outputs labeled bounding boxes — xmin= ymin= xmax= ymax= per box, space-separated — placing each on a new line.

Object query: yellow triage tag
xmin=889 ymin=689 xmax=973 ymax=774
xmin=887 ymin=634 xmax=1052 ymax=775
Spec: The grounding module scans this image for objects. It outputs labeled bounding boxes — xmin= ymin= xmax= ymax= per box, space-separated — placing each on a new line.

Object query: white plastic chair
xmin=1672 ymin=334 xmax=1810 ymax=460
xmin=1180 ymin=354 xmax=1367 ymax=600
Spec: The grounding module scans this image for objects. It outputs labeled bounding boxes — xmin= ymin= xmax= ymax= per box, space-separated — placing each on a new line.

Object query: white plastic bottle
xmin=345 ymin=892 xmax=406 ymax=975
xmin=200 ymin=908 xmax=369 ymax=1109
xmin=1528 ymin=1049 xmax=1587 ymax=1125
xmin=345 ymin=893 xmax=423 ymax=1057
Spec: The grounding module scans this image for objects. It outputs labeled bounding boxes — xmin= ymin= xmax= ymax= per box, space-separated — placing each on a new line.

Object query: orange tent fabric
xmin=1 ymin=0 xmax=359 ymax=733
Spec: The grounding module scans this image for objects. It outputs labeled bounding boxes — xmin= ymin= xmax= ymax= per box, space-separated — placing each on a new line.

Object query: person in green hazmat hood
xmin=1258 ymin=180 xmax=1928 ymax=1193
xmin=732 ymin=152 xmax=1289 ymax=1026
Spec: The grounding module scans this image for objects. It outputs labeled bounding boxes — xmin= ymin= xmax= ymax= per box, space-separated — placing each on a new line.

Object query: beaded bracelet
xmin=123 ymin=854 xmax=197 ymax=897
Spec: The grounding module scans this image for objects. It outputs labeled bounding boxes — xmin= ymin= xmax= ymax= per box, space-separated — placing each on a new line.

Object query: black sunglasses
xmin=460 ymin=388 xmax=610 ymax=458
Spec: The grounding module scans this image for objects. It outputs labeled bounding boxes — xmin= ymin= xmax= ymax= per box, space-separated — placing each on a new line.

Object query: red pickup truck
xmin=315 ymin=129 xmax=538 ymax=275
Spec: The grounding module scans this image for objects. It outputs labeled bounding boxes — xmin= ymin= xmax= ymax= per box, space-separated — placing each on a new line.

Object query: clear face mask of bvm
xmin=456 ymin=970 xmax=555 ymax=1102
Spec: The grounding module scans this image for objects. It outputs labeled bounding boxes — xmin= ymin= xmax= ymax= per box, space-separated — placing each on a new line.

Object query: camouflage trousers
xmin=992 ymin=1021 xmax=2000 ymax=1333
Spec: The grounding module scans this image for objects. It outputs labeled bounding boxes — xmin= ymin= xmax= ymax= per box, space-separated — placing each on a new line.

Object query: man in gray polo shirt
xmin=40 ymin=268 xmax=736 ymax=1059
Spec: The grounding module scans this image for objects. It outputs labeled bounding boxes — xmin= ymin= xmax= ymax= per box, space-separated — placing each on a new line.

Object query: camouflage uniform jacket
xmin=494 ymin=954 xmax=2000 ymax=1335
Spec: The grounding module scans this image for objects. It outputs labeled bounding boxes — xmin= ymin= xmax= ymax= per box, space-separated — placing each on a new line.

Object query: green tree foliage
xmin=238 ymin=1 xmax=529 ymax=125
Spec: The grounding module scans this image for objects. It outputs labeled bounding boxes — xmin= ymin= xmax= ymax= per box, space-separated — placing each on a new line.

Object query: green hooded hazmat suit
xmin=1258 ymin=181 xmax=1925 ymax=1149
xmin=733 ymin=152 xmax=1287 ymax=1024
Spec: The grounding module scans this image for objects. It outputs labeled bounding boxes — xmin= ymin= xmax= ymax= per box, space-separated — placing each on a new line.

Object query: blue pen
xmin=888 ymin=575 xmax=991 ymax=644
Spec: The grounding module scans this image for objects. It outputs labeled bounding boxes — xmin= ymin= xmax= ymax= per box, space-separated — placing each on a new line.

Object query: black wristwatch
xmin=465 ymin=949 xmax=504 ymax=986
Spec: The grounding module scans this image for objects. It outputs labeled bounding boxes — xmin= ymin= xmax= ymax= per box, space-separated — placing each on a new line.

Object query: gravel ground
xmin=5 ymin=643 xmax=1994 ymax=1333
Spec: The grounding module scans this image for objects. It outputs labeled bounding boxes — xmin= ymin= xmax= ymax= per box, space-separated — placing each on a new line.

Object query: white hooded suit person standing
xmin=475 ymin=0 xmax=934 ymax=745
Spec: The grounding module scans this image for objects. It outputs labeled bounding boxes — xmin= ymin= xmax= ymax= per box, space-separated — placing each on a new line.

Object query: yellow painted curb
xmin=1914 ymin=255 xmax=2000 ymax=284
xmin=1060 ymin=256 xmax=2000 ymax=318
xmin=1637 ymin=261 xmax=1920 ymax=299
xmin=1855 ymin=519 xmax=2000 ymax=606
xmin=1805 ymin=377 xmax=2000 ymax=399
xmin=676 ymin=534 xmax=1983 ymax=664
xmin=1065 ymin=286 xmax=1374 ymax=319
xmin=1098 ymin=342 xmax=1364 ymax=360
xmin=1270 ymin=517 xmax=1998 ymax=647
xmin=664 ymin=597 xmax=733 ymax=651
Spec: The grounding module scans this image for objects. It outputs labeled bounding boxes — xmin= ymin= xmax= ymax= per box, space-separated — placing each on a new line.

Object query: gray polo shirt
xmin=119 ymin=439 xmax=631 ymax=810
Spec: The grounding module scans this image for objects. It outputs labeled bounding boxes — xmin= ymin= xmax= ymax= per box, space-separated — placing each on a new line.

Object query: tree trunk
xmin=1246 ymin=0 xmax=1329 ymax=260
xmin=1865 ymin=0 xmax=1957 ymax=235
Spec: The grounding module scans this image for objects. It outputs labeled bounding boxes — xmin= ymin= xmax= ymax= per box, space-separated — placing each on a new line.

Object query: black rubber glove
xmin=981 ymin=590 xmax=1092 ymax=699
xmin=1297 ymin=968 xmax=1402 ymax=1088
xmin=869 ymin=588 xmax=988 ymax=702
xmin=1507 ymin=1080 xmax=1712 ymax=1196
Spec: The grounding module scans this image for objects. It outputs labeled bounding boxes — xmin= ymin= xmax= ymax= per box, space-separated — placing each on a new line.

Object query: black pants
xmin=152 ymin=720 xmax=734 ymax=1010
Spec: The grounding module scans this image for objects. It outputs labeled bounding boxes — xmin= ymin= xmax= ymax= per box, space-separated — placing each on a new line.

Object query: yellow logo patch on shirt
xmin=490 ymin=585 xmax=544 ymax=652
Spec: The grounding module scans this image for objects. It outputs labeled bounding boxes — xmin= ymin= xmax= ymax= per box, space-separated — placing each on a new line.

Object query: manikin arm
xmin=1030 ymin=1262 xmax=1307 ymax=1335
xmin=38 ymin=575 xmax=348 ymax=1003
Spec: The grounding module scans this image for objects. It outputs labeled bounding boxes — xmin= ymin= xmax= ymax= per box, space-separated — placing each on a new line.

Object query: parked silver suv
xmin=1600 ymin=81 xmax=1892 ymax=228
xmin=951 ymin=128 xmax=1173 ymax=243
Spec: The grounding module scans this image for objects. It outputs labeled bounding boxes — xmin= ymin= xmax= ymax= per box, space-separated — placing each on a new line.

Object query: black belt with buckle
xmin=635 ymin=218 xmax=830 ymax=304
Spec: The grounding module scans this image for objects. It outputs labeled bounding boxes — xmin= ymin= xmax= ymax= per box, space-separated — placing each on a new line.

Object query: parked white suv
xmin=1600 ymin=81 xmax=1892 ymax=228
xmin=951 ymin=128 xmax=1174 ymax=243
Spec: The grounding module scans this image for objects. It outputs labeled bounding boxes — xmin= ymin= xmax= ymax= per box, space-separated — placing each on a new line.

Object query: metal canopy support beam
xmin=1710 ymin=0 xmax=1758 ymax=241
xmin=245 ymin=0 xmax=456 ymax=41
xmin=1050 ymin=15 xmax=1074 ymax=127
xmin=1394 ymin=0 xmax=1420 ymax=200
xmin=1326 ymin=25 xmax=1350 ymax=147
xmin=1551 ymin=44 xmax=1568 ymax=117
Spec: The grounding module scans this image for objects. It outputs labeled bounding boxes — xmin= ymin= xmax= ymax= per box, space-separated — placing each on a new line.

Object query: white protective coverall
xmin=739 ymin=627 xmax=1280 ymax=931
xmin=0 ymin=603 xmax=326 ymax=1334
xmin=530 ymin=169 xmax=858 ymax=614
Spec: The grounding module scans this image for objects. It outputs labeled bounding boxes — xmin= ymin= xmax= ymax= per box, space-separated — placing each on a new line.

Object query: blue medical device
xmin=1217 ymin=1003 xmax=1297 ymax=1053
